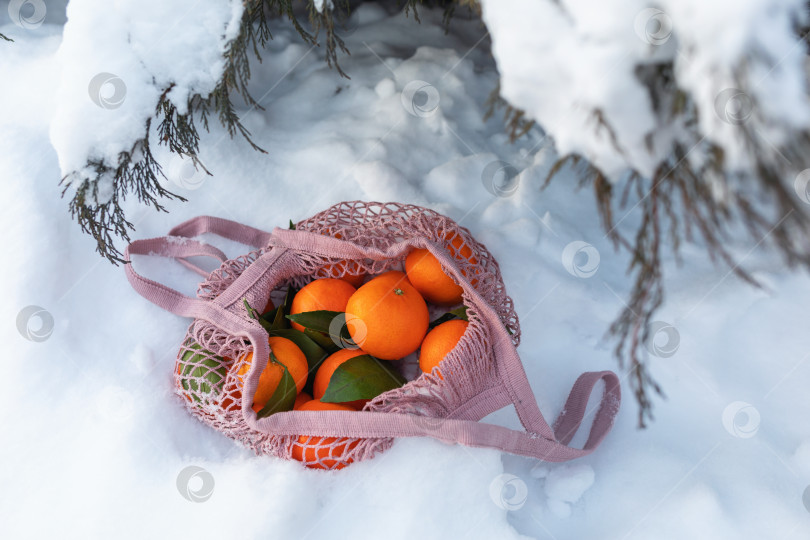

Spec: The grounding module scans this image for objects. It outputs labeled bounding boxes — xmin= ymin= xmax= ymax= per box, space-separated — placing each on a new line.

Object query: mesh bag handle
xmin=251 ymin=372 xmax=618 ymax=461
xmin=124 ymin=236 xmax=226 ymax=318
xmin=124 ymin=216 xmax=272 ymax=316
xmin=167 ymin=216 xmax=274 ymax=277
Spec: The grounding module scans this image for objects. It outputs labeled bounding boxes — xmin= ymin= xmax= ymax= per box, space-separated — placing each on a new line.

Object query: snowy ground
xmin=3 ymin=3 xmax=810 ymax=539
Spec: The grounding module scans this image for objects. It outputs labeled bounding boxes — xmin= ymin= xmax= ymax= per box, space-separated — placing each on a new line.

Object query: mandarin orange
xmin=405 ymin=248 xmax=464 ymax=305
xmin=419 ymin=319 xmax=469 ymax=378
xmin=291 ymin=400 xmax=360 ymax=470
xmin=344 ymin=271 xmax=429 ymax=360
xmin=236 ymin=336 xmax=308 ymax=408
xmin=289 ymin=278 xmax=357 ymax=332
xmin=293 ymin=391 xmax=313 ymax=410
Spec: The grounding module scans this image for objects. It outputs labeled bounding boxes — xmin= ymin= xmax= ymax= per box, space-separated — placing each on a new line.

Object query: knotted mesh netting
xmin=173 ymin=201 xmax=521 ymax=469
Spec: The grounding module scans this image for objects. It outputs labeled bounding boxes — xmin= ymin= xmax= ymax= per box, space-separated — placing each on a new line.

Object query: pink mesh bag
xmin=125 ymin=201 xmax=621 ymax=469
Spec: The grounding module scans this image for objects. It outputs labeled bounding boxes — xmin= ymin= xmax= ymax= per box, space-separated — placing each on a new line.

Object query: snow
xmin=3 ymin=3 xmax=810 ymax=539
xmin=49 ymin=0 xmax=243 ymax=175
xmin=479 ymin=0 xmax=810 ymax=179
xmin=526 ymin=463 xmax=597 ymax=519
xmin=544 ymin=464 xmax=596 ymax=503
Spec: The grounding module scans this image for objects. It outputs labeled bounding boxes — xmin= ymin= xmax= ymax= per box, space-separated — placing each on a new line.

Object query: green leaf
xmin=255 ymin=353 xmax=297 ymax=419
xmin=243 ymin=298 xmax=279 ymax=333
xmin=179 ymin=343 xmax=227 ymax=402
xmin=321 ymin=355 xmax=406 ymax=404
xmin=268 ymin=303 xmax=288 ymax=331
xmin=287 ymin=310 xmax=351 ymax=342
xmin=244 ymin=287 xmax=299 ymax=333
xmin=303 ymin=328 xmax=340 ymax=354
xmin=243 ymin=298 xmax=261 ymax=321
xmin=428 ymin=305 xmax=469 ymax=329
xmin=287 ymin=309 xmax=355 ymax=345
xmin=261 ymin=286 xmax=298 ymax=332
xmin=267 ymin=328 xmax=328 ymax=373
xmin=451 ymin=305 xmax=469 ymax=320
xmin=288 ymin=220 xmax=296 ymax=230
xmin=281 ymin=285 xmax=296 ymax=313
xmin=286 ymin=310 xmax=341 ymax=333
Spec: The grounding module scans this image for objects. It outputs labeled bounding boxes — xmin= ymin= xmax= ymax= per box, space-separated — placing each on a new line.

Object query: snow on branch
xmin=53 ymin=0 xmax=359 ymax=263
xmin=482 ymin=0 xmax=810 ymax=424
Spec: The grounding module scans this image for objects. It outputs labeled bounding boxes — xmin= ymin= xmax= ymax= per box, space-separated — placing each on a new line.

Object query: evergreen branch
xmin=60 ymin=116 xmax=187 ymax=264
xmin=484 ymin=82 xmax=536 ymax=142
xmin=308 ymin=1 xmax=351 ymax=79
xmin=544 ymin=64 xmax=810 ymax=425
xmin=63 ymin=0 xmax=483 ymax=263
xmin=402 ymin=0 xmax=479 ymax=31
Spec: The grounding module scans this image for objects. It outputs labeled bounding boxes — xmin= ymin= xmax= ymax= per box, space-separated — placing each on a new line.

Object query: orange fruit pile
xmin=183 ymin=231 xmax=476 ymax=470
